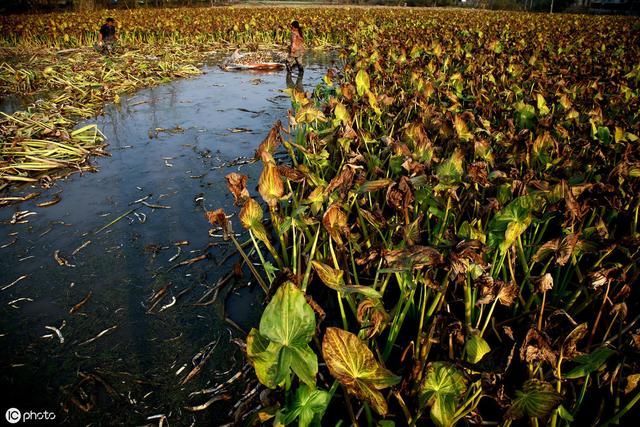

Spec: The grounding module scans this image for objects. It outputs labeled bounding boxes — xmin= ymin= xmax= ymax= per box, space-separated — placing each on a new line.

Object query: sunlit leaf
xmin=565 ymin=347 xmax=615 ymax=379
xmin=514 ymin=102 xmax=536 ymax=130
xmin=536 ymin=93 xmax=550 ymax=116
xmin=322 ymin=327 xmax=400 ymax=416
xmin=561 ymin=323 xmax=588 ymax=360
xmin=311 ymin=260 xmax=344 ymax=290
xmin=334 ymin=101 xmax=351 ymax=126
xmin=240 ymin=197 xmax=270 ymax=244
xmin=322 ymin=203 xmax=348 ymax=246
xmin=454 ymin=115 xmax=473 ymax=142
xmin=487 ymin=194 xmax=543 ymax=253
xmin=382 ymin=246 xmax=443 ymax=271
xmin=247 ymin=283 xmax=317 ymax=388
xmin=420 ymin=362 xmax=467 ymax=427
xmin=465 ymin=334 xmax=491 ymax=364
xmin=277 ymin=385 xmax=330 ymax=427
xmin=355 ymin=69 xmax=370 ymax=96
xmin=506 ymin=380 xmax=562 ymax=420
xmin=259 ymin=158 xmax=284 ymax=208
xmin=435 ymin=149 xmax=464 ymax=189
xmin=357 ymin=179 xmax=393 ymax=194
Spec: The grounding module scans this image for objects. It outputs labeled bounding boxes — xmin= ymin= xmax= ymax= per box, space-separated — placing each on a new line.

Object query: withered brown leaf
xmin=322 ymin=203 xmax=349 ymax=246
xmin=382 ymin=246 xmax=443 ymax=271
xmin=520 ymin=328 xmax=557 ymax=367
xmin=225 ymin=172 xmax=249 ymax=206
xmin=254 ymin=120 xmax=282 ymax=160
xmin=277 ymin=165 xmax=306 ymax=182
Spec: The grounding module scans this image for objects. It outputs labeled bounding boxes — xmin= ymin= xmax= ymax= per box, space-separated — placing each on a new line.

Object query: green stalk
xmin=464 ymin=272 xmax=473 ymax=329
xmin=337 ymin=291 xmax=349 ymax=331
xmin=436 ymin=195 xmax=452 ymax=242
xmin=249 ymin=230 xmax=274 ymax=283
xmin=480 ymin=297 xmax=499 ymax=337
xmin=574 ymin=372 xmax=590 ymax=412
xmin=269 ymin=206 xmax=290 ymax=267
xmin=301 ymin=226 xmax=321 ymax=292
xmin=230 ymin=233 xmax=268 ymax=294
xmin=603 ymin=389 xmax=640 ymax=426
xmin=383 ymin=273 xmax=416 ymax=361
xmin=415 ymin=283 xmax=432 ymax=359
xmin=292 ymin=225 xmax=298 ymax=276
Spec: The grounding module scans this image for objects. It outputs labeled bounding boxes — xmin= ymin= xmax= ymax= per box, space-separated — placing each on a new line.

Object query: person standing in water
xmin=286 ymin=20 xmax=304 ymax=74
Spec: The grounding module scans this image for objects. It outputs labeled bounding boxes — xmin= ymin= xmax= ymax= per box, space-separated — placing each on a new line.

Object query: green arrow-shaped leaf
xmin=247 ymin=283 xmax=318 ymax=388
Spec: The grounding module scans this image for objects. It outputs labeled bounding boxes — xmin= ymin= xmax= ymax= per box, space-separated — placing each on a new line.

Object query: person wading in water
xmin=286 ymin=20 xmax=304 ymax=75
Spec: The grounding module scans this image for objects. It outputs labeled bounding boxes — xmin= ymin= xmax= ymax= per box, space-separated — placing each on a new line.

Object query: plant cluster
xmin=211 ymin=9 xmax=640 ymax=427
xmin=2 ymin=6 xmax=640 ymax=425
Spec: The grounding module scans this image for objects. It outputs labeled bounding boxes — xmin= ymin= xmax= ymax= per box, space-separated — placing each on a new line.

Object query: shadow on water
xmin=0 ymin=52 xmax=337 ymax=425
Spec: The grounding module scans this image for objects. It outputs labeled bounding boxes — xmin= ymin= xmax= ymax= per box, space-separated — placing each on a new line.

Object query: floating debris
xmin=168 ymin=254 xmax=208 ymax=271
xmin=141 ymin=201 xmax=171 ymax=209
xmin=185 ymin=394 xmax=231 ymax=412
xmin=36 ymin=194 xmax=62 ymax=207
xmin=69 ymin=291 xmax=92 ymax=314
xmin=71 ymin=240 xmax=91 ymax=256
xmin=227 ymin=127 xmax=252 ymax=133
xmin=220 ymin=49 xmax=286 ymax=71
xmin=158 ymin=296 xmax=176 ymax=312
xmin=1 ymin=275 xmax=27 ymax=291
xmin=134 ymin=212 xmax=147 ymax=223
xmin=0 ymin=192 xmax=40 ymax=206
xmin=0 ymin=238 xmax=17 ymax=248
xmin=146 ymin=285 xmax=170 ymax=313
xmin=95 ymin=208 xmax=139 ymax=234
xmin=44 ymin=322 xmax=65 ymax=344
xmin=7 ymin=297 xmax=33 ymax=308
xmin=79 ymin=325 xmax=117 ymax=346
xmin=130 ymin=194 xmax=151 ymax=205
xmin=168 ymin=246 xmax=182 ymax=263
xmin=10 ymin=210 xmax=36 ymax=224
xmin=54 ymin=250 xmax=75 ymax=267
xmin=180 ymin=337 xmax=220 ymax=386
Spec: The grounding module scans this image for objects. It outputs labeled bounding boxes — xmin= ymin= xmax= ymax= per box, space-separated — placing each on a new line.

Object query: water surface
xmin=0 ymin=55 xmax=334 ymax=425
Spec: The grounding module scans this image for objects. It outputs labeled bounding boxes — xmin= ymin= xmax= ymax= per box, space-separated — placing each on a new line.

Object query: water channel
xmin=0 ymin=53 xmax=335 ymax=425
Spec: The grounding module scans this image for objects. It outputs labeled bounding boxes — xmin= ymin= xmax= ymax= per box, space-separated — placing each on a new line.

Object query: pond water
xmin=0 ymin=54 xmax=336 ymax=425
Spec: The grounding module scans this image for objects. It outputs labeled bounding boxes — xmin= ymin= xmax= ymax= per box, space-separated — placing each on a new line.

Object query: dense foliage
xmin=211 ymin=7 xmax=640 ymax=427
xmin=2 ymin=6 xmax=639 ymax=425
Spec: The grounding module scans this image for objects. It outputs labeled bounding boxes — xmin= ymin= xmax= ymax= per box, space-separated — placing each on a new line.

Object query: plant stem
xmin=301 ymin=226 xmax=321 ymax=292
xmin=230 ymin=233 xmax=269 ymax=294
xmin=249 ymin=230 xmax=274 ymax=283
xmin=602 ymin=389 xmax=640 ymax=426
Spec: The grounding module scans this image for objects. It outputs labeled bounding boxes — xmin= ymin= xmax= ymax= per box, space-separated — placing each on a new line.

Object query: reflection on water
xmin=0 ymin=52 xmax=337 ymax=425
xmin=286 ymin=69 xmax=305 ymax=92
xmin=0 ymin=93 xmax=40 ymax=115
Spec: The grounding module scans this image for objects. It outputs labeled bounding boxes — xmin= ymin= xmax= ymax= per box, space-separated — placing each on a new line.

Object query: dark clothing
xmin=286 ymin=68 xmax=304 ymax=92
xmin=99 ymin=24 xmax=116 ymax=42
xmin=286 ymin=55 xmax=304 ymax=74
